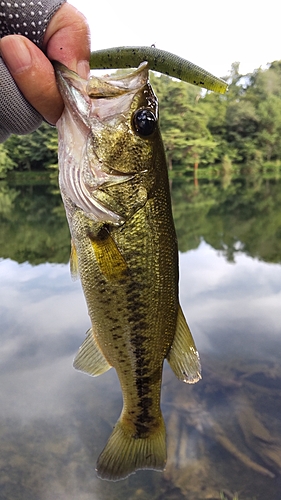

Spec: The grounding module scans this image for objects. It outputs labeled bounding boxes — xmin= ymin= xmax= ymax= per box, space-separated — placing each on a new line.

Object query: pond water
xmin=0 ymin=172 xmax=281 ymax=500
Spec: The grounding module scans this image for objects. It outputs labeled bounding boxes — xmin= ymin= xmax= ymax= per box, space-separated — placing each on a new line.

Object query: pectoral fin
xmin=167 ymin=305 xmax=201 ymax=383
xmin=70 ymin=240 xmax=79 ymax=280
xmin=73 ymin=327 xmax=112 ymax=377
xmin=89 ymin=229 xmax=128 ymax=282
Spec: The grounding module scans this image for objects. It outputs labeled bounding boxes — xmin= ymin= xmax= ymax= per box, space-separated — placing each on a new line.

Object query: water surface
xmin=0 ymin=174 xmax=281 ymax=500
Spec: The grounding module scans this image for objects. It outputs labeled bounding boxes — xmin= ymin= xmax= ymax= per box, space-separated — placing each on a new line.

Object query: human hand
xmin=0 ymin=3 xmax=90 ymax=125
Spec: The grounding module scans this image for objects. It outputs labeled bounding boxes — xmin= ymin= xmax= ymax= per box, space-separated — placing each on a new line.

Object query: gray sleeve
xmin=0 ymin=0 xmax=66 ymax=142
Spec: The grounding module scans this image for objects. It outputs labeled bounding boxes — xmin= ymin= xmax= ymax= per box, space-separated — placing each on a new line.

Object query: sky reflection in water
xmin=0 ymin=241 xmax=281 ymax=499
xmin=179 ymin=242 xmax=281 ymax=354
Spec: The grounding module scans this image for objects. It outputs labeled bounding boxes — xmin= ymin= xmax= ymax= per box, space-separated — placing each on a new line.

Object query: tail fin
xmin=96 ymin=415 xmax=166 ymax=481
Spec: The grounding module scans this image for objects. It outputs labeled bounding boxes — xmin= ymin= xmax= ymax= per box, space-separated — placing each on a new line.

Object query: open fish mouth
xmin=55 ymin=61 xmax=149 ymax=120
xmin=55 ymin=62 xmax=151 ymax=225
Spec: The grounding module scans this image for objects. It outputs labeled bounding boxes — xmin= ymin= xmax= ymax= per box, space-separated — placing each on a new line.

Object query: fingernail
xmin=1 ymin=36 xmax=32 ymax=74
xmin=76 ymin=59 xmax=90 ymax=79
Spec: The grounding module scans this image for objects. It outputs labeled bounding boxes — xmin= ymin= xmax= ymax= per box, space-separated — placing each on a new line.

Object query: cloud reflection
xmin=179 ymin=241 xmax=281 ymax=354
xmin=0 ymin=245 xmax=281 ymax=499
xmin=0 ymin=259 xmax=89 ymax=419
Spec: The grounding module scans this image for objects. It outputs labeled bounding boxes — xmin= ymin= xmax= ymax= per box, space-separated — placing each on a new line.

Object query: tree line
xmin=150 ymin=59 xmax=281 ymax=172
xmin=1 ymin=59 xmax=281 ymax=178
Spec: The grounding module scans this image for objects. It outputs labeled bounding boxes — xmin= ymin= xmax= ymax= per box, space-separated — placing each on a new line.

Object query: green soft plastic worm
xmin=90 ymin=46 xmax=228 ymax=94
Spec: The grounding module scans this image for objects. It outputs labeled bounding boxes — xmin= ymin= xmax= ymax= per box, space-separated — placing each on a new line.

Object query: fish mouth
xmin=55 ymin=61 xmax=149 ymax=122
xmin=55 ymin=62 xmax=150 ymax=225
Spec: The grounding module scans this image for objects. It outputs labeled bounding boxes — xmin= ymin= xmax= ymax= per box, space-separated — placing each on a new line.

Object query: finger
xmin=43 ymin=3 xmax=91 ymax=78
xmin=1 ymin=35 xmax=64 ymax=124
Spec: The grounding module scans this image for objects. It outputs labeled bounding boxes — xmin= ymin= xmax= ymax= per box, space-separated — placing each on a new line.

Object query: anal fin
xmin=166 ymin=305 xmax=201 ymax=383
xmin=73 ymin=327 xmax=111 ymax=377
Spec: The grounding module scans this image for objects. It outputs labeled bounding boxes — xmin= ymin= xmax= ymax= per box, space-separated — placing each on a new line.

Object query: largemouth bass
xmin=55 ymin=61 xmax=201 ymax=481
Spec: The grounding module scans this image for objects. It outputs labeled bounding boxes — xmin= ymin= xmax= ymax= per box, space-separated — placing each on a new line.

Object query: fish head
xmin=55 ymin=61 xmax=159 ymax=225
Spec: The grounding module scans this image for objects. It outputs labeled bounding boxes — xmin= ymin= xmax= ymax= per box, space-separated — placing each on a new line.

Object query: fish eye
xmin=132 ymin=109 xmax=156 ymax=137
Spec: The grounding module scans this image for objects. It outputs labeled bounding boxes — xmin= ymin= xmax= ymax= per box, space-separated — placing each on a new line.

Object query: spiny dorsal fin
xmin=166 ymin=305 xmax=201 ymax=383
xmin=73 ymin=327 xmax=112 ymax=377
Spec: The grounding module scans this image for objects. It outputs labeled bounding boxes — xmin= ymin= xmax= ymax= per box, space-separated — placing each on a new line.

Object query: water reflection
xmin=0 ymin=182 xmax=69 ymax=264
xmin=180 ymin=244 xmax=281 ymax=355
xmin=0 ymin=176 xmax=281 ymax=499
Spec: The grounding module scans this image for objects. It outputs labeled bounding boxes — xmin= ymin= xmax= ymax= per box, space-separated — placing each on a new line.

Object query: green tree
xmin=0 ymin=143 xmax=15 ymax=178
xmin=257 ymin=95 xmax=281 ymax=160
xmin=225 ymin=99 xmax=260 ymax=163
xmin=150 ymin=73 xmax=218 ymax=173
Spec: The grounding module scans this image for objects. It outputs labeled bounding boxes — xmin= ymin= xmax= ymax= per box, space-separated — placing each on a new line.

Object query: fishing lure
xmin=90 ymin=46 xmax=228 ymax=94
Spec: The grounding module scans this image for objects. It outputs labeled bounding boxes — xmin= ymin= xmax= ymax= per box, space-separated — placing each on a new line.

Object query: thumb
xmin=43 ymin=3 xmax=91 ymax=77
